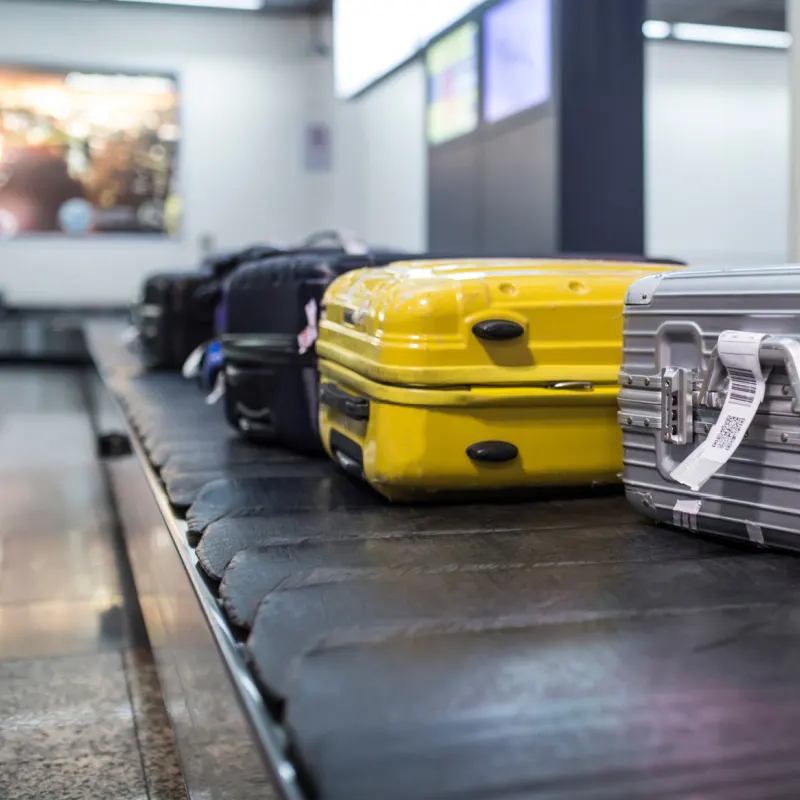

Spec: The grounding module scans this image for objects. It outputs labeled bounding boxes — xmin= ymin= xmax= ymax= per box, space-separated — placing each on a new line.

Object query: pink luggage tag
xmin=298 ymin=298 xmax=318 ymax=355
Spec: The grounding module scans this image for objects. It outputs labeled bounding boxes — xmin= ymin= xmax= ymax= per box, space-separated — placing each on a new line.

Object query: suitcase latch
xmin=662 ymin=367 xmax=694 ymax=445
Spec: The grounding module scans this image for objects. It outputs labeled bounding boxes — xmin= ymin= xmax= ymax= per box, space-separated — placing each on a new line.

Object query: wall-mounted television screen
xmin=0 ymin=66 xmax=180 ymax=238
xmin=426 ymin=21 xmax=479 ymax=146
xmin=483 ymin=0 xmax=551 ymax=124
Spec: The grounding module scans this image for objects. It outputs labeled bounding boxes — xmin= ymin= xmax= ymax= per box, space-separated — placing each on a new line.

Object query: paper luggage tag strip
xmin=670 ymin=330 xmax=772 ymax=492
xmin=182 ymin=343 xmax=206 ymax=379
xmin=120 ymin=325 xmax=139 ymax=345
xmin=298 ymin=298 xmax=318 ymax=355
xmin=205 ymin=372 xmax=226 ymax=405
xmin=673 ymin=498 xmax=702 ymax=532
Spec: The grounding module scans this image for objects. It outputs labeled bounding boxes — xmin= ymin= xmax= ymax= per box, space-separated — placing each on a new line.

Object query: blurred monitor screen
xmin=426 ymin=21 xmax=479 ymax=146
xmin=334 ymin=0 xmax=483 ymax=99
xmin=0 ymin=66 xmax=180 ymax=238
xmin=484 ymin=0 xmax=551 ymax=124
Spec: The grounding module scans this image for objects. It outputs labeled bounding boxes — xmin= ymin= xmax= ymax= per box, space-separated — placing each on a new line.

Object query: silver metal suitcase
xmin=618 ymin=264 xmax=800 ymax=551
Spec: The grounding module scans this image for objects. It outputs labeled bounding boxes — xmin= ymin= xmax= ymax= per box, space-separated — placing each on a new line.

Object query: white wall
xmin=0 ymin=1 xmax=322 ymax=304
xmin=324 ymin=62 xmax=428 ymax=252
xmin=646 ymin=40 xmax=789 ymax=266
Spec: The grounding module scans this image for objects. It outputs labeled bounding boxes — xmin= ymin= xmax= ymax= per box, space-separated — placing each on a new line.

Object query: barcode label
xmin=670 ymin=330 xmax=770 ymax=492
xmin=727 ymin=368 xmax=757 ymax=407
xmin=710 ymin=414 xmax=746 ymax=451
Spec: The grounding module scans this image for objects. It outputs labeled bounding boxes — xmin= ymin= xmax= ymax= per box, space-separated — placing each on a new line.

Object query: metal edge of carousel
xmin=83 ymin=320 xmax=303 ymax=800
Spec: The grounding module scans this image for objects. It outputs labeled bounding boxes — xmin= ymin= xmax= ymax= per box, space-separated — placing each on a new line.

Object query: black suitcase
xmin=222 ymin=249 xmax=407 ymax=452
xmin=134 ymin=244 xmax=283 ymax=370
xmin=135 ymin=271 xmax=214 ymax=370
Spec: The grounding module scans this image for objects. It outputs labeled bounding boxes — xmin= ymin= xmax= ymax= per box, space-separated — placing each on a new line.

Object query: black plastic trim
xmin=466 ymin=441 xmax=519 ymax=463
xmin=319 ymin=383 xmax=370 ymax=421
xmin=472 ymin=320 xmax=525 ymax=341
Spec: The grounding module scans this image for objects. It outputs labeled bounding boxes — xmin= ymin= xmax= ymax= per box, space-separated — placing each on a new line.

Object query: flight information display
xmin=426 ymin=21 xmax=479 ymax=146
xmin=483 ymin=0 xmax=551 ymax=124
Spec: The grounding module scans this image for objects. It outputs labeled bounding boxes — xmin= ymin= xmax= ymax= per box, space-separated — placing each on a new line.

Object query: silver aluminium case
xmin=618 ymin=264 xmax=800 ymax=551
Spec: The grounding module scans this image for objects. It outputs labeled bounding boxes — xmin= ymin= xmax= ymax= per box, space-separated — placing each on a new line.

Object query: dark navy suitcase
xmin=222 ymin=248 xmax=407 ymax=452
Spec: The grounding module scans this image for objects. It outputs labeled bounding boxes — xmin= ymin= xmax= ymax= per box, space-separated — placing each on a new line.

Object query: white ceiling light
xmin=642 ymin=20 xmax=671 ymax=40
xmin=114 ymin=0 xmax=264 ymax=9
xmin=670 ymin=22 xmax=791 ymax=49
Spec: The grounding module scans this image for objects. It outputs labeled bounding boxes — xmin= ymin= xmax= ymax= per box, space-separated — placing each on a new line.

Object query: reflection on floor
xmin=0 ymin=366 xmax=187 ymax=800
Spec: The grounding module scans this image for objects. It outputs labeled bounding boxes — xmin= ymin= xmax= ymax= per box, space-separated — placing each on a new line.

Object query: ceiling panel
xmin=0 ymin=0 xmax=330 ymax=12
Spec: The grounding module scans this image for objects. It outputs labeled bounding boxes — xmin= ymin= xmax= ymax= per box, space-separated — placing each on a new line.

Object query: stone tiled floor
xmin=0 ymin=367 xmax=187 ymax=800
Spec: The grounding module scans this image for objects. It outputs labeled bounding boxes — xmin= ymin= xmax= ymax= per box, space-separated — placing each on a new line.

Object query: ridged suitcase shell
xmin=619 ymin=264 xmax=800 ymax=551
xmin=318 ymin=258 xmax=682 ymax=500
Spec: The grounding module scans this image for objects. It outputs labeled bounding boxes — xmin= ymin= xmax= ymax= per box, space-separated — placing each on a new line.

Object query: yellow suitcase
xmin=317 ymin=258 xmax=682 ymax=500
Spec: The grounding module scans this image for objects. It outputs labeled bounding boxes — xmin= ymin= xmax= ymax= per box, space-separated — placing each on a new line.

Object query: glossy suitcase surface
xmin=318 ymin=258 xmax=681 ymax=500
xmin=222 ymin=249 xmax=406 ymax=451
xmin=619 ymin=265 xmax=800 ymax=551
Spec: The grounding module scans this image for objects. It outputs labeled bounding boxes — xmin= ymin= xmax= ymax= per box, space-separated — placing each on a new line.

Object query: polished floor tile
xmin=0 ymin=651 xmax=129 ymax=714
xmin=0 ymin=652 xmax=136 ymax=765
xmin=123 ymin=648 xmax=188 ymax=800
xmin=182 ymin=742 xmax=278 ymax=800
xmin=0 ymin=367 xmax=85 ymax=416
xmin=0 ymin=366 xmax=186 ymax=798
xmin=0 ymin=414 xmax=96 ymax=470
xmin=0 ymin=599 xmax=129 ymax=660
xmin=0 ymin=752 xmax=148 ymax=800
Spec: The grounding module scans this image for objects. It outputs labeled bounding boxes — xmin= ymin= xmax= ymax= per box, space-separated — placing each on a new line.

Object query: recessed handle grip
xmin=320 ymin=383 xmax=370 ymax=421
xmin=472 ymin=319 xmax=525 ymax=341
xmin=466 ymin=441 xmax=519 ymax=463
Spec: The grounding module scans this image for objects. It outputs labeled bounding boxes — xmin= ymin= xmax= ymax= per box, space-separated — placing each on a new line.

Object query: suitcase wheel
xmin=472 ymin=319 xmax=525 ymax=341
xmin=466 ymin=441 xmax=519 ymax=464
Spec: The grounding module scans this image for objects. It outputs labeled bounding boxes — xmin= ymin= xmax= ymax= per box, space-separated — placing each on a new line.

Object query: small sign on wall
xmin=304 ymin=122 xmax=332 ymax=173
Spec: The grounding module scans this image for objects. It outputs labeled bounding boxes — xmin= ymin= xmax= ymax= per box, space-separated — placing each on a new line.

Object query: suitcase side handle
xmin=466 ymin=441 xmax=519 ymax=464
xmin=472 ymin=319 xmax=525 ymax=341
xmin=698 ymin=336 xmax=800 ymax=414
xmin=303 ymin=229 xmax=369 ymax=256
xmin=319 ymin=383 xmax=370 ymax=421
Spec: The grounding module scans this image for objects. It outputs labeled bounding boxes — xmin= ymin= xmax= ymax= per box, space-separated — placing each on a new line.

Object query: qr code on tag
xmin=711 ymin=415 xmax=746 ymax=451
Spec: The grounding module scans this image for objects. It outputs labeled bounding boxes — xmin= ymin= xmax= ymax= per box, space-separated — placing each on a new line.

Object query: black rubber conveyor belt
xmin=97 ymin=349 xmax=800 ymax=800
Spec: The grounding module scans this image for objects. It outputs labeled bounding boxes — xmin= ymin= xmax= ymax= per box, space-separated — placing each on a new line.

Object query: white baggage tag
xmin=673 ymin=498 xmax=702 ymax=531
xmin=120 ymin=325 xmax=140 ymax=346
xmin=205 ymin=372 xmax=226 ymax=405
xmin=181 ymin=344 xmax=206 ymax=379
xmin=670 ymin=331 xmax=771 ymax=491
xmin=298 ymin=298 xmax=318 ymax=355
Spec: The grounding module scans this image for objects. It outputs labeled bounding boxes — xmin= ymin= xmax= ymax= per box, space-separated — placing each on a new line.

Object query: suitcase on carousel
xmin=135 ymin=271 xmax=213 ymax=370
xmin=317 ymin=257 xmax=683 ymax=501
xmin=137 ymin=244 xmax=282 ymax=370
xmin=222 ymin=248 xmax=408 ymax=452
xmin=619 ymin=264 xmax=800 ymax=552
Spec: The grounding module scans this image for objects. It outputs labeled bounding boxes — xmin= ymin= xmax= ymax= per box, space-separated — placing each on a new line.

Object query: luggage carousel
xmin=85 ymin=320 xmax=800 ymax=800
